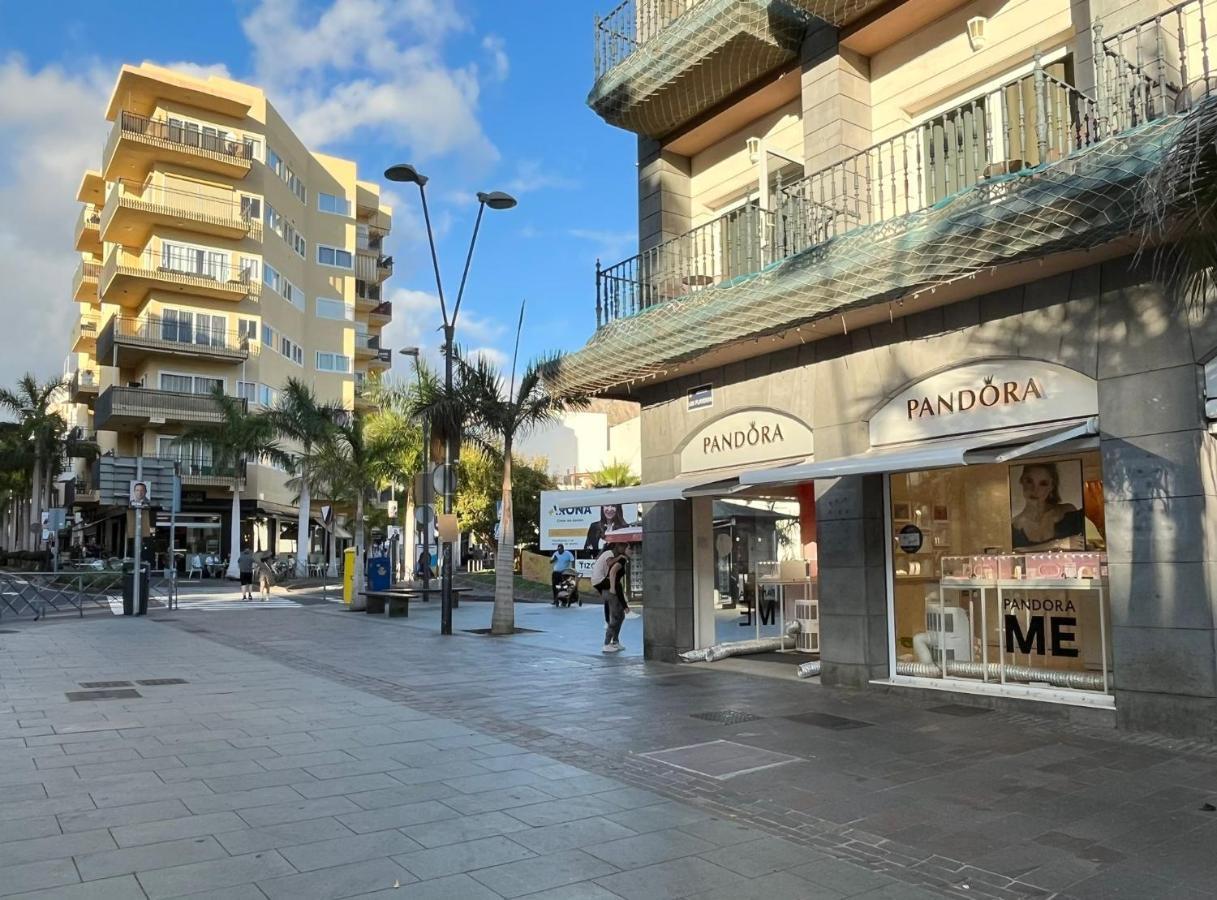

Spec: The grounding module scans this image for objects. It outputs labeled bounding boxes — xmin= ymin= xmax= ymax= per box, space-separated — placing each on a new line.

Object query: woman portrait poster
xmin=584 ymin=504 xmax=630 ymax=553
xmin=1009 ymin=460 xmax=1086 ymax=551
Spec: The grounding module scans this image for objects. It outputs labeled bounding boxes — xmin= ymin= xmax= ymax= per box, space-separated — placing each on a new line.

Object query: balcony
xmin=103 ymin=110 xmax=255 ymax=182
xmin=72 ymin=312 xmax=99 ymax=353
xmin=101 ymin=245 xmax=258 ymax=308
xmin=369 ymin=301 xmax=392 ymax=326
xmin=597 ymin=66 xmax=1103 ymax=326
xmin=95 ymin=386 xmax=245 ymax=432
xmin=73 ymin=260 xmax=100 ymax=303
xmin=97 ymin=315 xmax=252 ymax=368
xmin=354 ymin=333 xmax=382 ymax=359
xmin=65 ymin=427 xmax=99 ymax=459
xmin=147 ymin=453 xmax=247 ymax=489
xmin=101 ymin=180 xmax=260 ymax=246
xmin=74 ymin=204 xmax=101 ymax=254
xmin=355 ymin=280 xmax=382 ymax=311
xmin=369 ymin=348 xmax=392 ymax=370
xmin=69 ymin=369 xmax=100 ymax=405
xmin=354 ymin=253 xmax=393 ymax=284
xmin=354 ymin=377 xmax=376 ymax=410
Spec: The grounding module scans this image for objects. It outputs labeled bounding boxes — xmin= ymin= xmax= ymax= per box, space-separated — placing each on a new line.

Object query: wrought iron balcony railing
xmin=104 ymin=246 xmax=256 ymax=291
xmin=594 ymin=0 xmax=700 ymax=80
xmin=145 ymin=452 xmax=247 ymax=486
xmin=99 ymin=315 xmax=253 ymax=361
xmin=95 ymin=386 xmax=244 ymax=428
xmin=596 ymin=63 xmax=1106 ymax=327
xmin=369 ymin=301 xmax=392 ymax=320
xmin=356 ymin=280 xmax=382 ymax=302
xmin=115 ymin=110 xmax=256 ymax=163
xmin=107 ymin=179 xmax=258 ymax=231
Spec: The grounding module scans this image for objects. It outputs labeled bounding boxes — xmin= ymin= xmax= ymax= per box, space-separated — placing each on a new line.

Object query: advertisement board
xmin=540 ymin=492 xmax=641 ymax=551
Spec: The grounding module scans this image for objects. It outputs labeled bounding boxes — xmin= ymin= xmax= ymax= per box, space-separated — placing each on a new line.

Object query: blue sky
xmin=0 ymin=0 xmax=638 ymax=387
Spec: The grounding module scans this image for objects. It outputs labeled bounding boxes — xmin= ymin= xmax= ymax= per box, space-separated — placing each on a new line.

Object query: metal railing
xmin=0 ymin=568 xmax=177 ymax=620
xmin=112 ymin=246 xmax=255 ymax=287
xmin=144 ymin=452 xmax=247 ymax=486
xmin=109 ymin=179 xmax=256 ymax=229
xmin=596 ymin=63 xmax=1105 ymax=327
xmin=356 ymin=281 xmax=382 ymax=302
xmin=594 ymin=0 xmax=702 ymax=79
xmin=72 ymin=313 xmax=99 ymax=346
xmin=101 ymin=315 xmax=253 ymax=359
xmin=96 ymin=386 xmax=244 ymax=426
xmin=74 ymin=260 xmax=100 ymax=297
xmin=76 ymin=204 xmax=101 ymax=239
xmin=116 ymin=110 xmax=255 ymax=163
xmin=370 ymin=301 xmax=393 ymax=319
xmin=374 ymin=348 xmax=392 ymax=364
xmin=355 ymin=333 xmax=382 ymax=351
xmin=1096 ymin=0 xmax=1217 ymax=130
xmin=70 ymin=368 xmax=99 ymax=395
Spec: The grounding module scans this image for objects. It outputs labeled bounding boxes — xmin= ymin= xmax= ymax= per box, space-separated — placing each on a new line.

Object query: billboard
xmin=540 ymin=492 xmax=641 ymax=552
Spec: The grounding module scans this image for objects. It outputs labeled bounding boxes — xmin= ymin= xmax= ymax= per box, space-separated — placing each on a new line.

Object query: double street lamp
xmin=385 ymin=163 xmax=517 ymax=636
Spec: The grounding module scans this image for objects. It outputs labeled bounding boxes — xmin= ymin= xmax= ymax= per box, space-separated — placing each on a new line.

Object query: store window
xmin=890 ymin=451 xmax=1111 ymax=694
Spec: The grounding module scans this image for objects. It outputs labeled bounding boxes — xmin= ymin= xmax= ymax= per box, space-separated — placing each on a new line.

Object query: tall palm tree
xmin=456 ymin=348 xmax=589 ymax=635
xmin=268 ymin=379 xmax=342 ymax=576
xmin=178 ymin=388 xmax=290 ymax=578
xmin=0 ymin=374 xmax=68 ymax=551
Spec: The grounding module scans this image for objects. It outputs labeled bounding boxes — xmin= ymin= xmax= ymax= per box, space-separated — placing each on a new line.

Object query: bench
xmin=397 ymin=586 xmax=474 ymax=608
xmin=361 ymin=590 xmax=410 ymax=617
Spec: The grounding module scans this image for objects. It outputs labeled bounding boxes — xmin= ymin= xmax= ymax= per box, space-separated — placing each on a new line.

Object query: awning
xmin=554 ymin=460 xmax=804 ymax=506
xmin=741 ymin=419 xmax=1098 ymax=486
xmin=312 ymin=516 xmax=352 ymax=540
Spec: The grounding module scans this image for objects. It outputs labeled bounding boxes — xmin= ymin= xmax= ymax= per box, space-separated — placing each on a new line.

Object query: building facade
xmin=516 ymin=398 xmax=642 ymax=488
xmin=69 ymin=63 xmax=393 ymax=562
xmin=558 ymin=0 xmax=1217 ymax=736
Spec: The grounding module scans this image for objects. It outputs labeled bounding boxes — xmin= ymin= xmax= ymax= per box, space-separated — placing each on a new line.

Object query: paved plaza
xmin=2 ymin=599 xmax=1217 ymax=899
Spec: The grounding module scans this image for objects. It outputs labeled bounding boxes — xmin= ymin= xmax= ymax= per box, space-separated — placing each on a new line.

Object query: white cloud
xmin=482 ymin=35 xmax=509 ymax=81
xmin=381 ymin=286 xmax=512 ymax=380
xmin=241 ymin=0 xmax=497 ymax=163
xmin=149 ymin=61 xmax=233 ymax=81
xmin=505 ymin=160 xmax=578 ymax=196
xmin=0 ymin=55 xmax=111 ymax=389
xmin=569 ymin=228 xmax=636 ymax=264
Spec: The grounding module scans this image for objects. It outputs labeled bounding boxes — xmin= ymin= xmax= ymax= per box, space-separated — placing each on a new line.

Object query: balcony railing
xmin=145 ymin=453 xmax=247 ymax=487
xmin=75 ymin=204 xmax=101 ymax=245
xmin=72 ymin=313 xmax=99 ymax=348
xmin=74 ymin=261 xmax=101 ymax=300
xmin=107 ymin=179 xmax=258 ymax=232
xmin=355 ymin=280 xmax=382 ymax=303
xmin=95 ymin=386 xmax=245 ymax=429
xmin=103 ymin=246 xmax=257 ymax=298
xmin=369 ymin=301 xmax=393 ymax=320
xmin=99 ymin=315 xmax=253 ymax=361
xmin=594 ymin=0 xmax=700 ymax=80
xmin=1097 ymin=0 xmax=1217 ymax=130
xmin=115 ymin=111 xmax=255 ymax=163
xmin=355 ymin=333 xmax=382 ymax=352
xmin=596 ymin=63 xmax=1106 ymax=327
xmin=69 ymin=368 xmax=99 ymax=399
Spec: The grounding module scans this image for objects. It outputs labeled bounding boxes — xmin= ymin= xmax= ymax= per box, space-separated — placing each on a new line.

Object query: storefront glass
xmin=890 ymin=451 xmax=1111 ymax=694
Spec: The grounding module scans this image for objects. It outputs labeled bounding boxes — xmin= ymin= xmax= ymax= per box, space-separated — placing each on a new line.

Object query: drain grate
xmin=690 ymin=709 xmax=764 ymax=725
xmin=66 ymin=689 xmax=142 ymax=701
xmin=928 ymin=704 xmax=992 ymax=718
xmin=642 ymin=739 xmax=801 ymax=779
xmin=784 ymin=711 xmax=873 ymax=730
xmin=136 ymin=678 xmax=188 ymax=686
xmin=79 ymin=681 xmax=133 ymax=688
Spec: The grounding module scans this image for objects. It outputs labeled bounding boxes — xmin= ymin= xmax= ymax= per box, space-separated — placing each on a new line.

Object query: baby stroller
xmin=553 ymin=570 xmax=581 ymax=607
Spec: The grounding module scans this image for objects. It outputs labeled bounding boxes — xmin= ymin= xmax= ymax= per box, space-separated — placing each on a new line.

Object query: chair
xmin=186 ymin=555 xmax=203 ymax=579
xmin=308 ymin=553 xmax=324 ymax=577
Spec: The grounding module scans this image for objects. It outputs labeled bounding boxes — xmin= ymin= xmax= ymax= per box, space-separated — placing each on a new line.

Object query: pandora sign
xmin=870 ymin=360 xmax=1098 ymax=446
xmin=680 ymin=409 xmax=814 ymax=473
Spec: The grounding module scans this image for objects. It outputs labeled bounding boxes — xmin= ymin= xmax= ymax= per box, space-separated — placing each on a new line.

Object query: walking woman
xmin=601 ymin=551 xmax=631 ymax=653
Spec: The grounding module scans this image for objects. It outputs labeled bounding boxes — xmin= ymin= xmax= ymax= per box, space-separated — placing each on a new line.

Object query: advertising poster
xmin=540 ymin=492 xmax=641 ymax=551
xmin=1009 ymin=459 xmax=1085 ymax=551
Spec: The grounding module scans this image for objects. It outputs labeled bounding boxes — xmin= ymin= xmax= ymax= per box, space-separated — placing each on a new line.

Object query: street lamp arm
xmin=416 ymin=183 xmax=451 ymax=327
xmin=450 ymin=200 xmax=486 ymax=328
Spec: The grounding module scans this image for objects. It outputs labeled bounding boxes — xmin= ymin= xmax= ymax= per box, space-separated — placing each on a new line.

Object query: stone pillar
xmin=638 ymin=137 xmax=691 ymax=252
xmin=1098 ymin=261 xmax=1217 ymax=738
xmin=641 ymin=499 xmax=694 ymax=662
xmin=815 ymin=474 xmax=890 ymax=687
xmin=801 ymin=24 xmax=871 ymax=174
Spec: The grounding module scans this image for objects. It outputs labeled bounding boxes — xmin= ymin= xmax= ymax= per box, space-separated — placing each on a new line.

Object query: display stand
xmin=757 ymin=560 xmax=819 ymax=653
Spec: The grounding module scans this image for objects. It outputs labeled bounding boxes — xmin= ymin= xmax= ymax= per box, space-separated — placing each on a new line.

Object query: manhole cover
xmin=641 ymin=739 xmax=800 ymax=780
xmin=136 ymin=678 xmax=188 ymax=686
xmin=66 ymin=689 xmax=142 ymax=701
xmin=690 ymin=709 xmax=764 ymax=725
xmin=784 ymin=711 xmax=873 ymax=730
xmin=928 ymin=704 xmax=991 ymax=718
xmin=79 ymin=681 xmax=133 ymax=688
xmin=462 ymin=627 xmax=540 ymax=635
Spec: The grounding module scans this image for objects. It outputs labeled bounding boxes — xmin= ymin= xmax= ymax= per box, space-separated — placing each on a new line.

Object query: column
xmin=641 ymin=499 xmax=695 ymax=662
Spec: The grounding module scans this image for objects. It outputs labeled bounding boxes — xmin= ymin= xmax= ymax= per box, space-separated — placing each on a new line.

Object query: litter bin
xmin=342 ymin=547 xmax=356 ymax=606
xmin=367 ymin=556 xmax=391 ymax=592
xmin=121 ymin=563 xmax=149 ymax=616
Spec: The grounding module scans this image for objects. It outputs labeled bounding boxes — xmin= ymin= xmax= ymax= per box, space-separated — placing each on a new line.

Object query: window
xmin=279 ymin=336 xmax=303 ymax=366
xmin=237 ymin=318 xmax=258 ymax=343
xmin=262 ymin=264 xmax=303 ymax=308
xmin=237 ymin=381 xmax=257 ymax=402
xmin=315 ymin=352 xmax=351 ymax=373
xmin=262 ymin=323 xmax=275 ymax=346
xmin=319 ymin=192 xmax=351 ymax=216
xmin=161 ymin=308 xmax=193 ymax=344
xmin=239 ymin=256 xmax=259 ymax=283
xmin=159 ymin=437 xmax=213 ymax=470
xmin=267 ymin=144 xmax=307 ymax=203
xmin=161 ymin=242 xmax=227 ymax=279
xmin=159 ymin=374 xmax=222 ymax=395
xmin=264 ymin=201 xmax=306 ymax=257
xmin=315 ymin=298 xmax=353 ymax=321
xmin=240 ymin=195 xmax=261 ymax=221
xmin=317 ymin=245 xmax=353 ymax=268
xmin=258 ymin=383 xmax=279 ymax=408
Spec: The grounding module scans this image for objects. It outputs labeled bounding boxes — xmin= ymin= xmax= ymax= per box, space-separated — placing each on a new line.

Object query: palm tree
xmin=268 ymin=379 xmax=342 ymax=576
xmin=591 ymin=459 xmax=640 ymax=487
xmin=456 ymin=348 xmax=589 ymax=635
xmin=0 ymin=374 xmax=68 ymax=551
xmin=178 ymin=388 xmax=290 ymax=578
xmin=367 ymin=374 xmax=426 ymax=573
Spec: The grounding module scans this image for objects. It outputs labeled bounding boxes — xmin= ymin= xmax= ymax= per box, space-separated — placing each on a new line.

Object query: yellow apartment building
xmin=68 ymin=63 xmax=393 ymax=563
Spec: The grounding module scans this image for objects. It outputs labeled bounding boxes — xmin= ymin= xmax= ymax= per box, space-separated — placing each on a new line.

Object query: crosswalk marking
xmin=170 ymin=597 xmax=303 ymax=611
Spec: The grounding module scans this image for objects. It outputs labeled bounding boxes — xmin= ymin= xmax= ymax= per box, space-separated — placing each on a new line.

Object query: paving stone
xmin=388 ymin=762 xmax=490 ymax=786
xmin=183 ymin=786 xmax=304 ymax=814
xmin=213 ymin=817 xmax=356 ymax=855
xmin=506 ymin=885 xmax=623 ymax=900
xmin=0 ymin=827 xmax=115 ymax=868
xmin=136 ymin=850 xmax=297 ymax=899
xmin=235 ymin=795 xmax=360 ymax=828
xmin=535 ymin=774 xmax=625 ymax=799
xmin=337 ymin=800 xmax=460 ymax=834
xmin=0 ymin=857 xmax=80 ymax=896
xmin=790 ymin=859 xmax=899 ymax=895
xmin=706 ymin=835 xmax=824 ymax=877
xmin=90 ymin=779 xmax=216 ymax=808
xmin=439 ymin=785 xmax=556 ymax=815
xmin=394 ymin=834 xmax=535 ymax=880
xmin=2 ymin=874 xmax=143 ymax=900
xmin=443 ymin=769 xmax=546 ymax=794
xmin=594 ymin=855 xmax=752 ymax=900
xmin=257 ymin=857 xmax=417 ymax=900
xmin=504 ymin=796 xmax=623 ymax=828
xmin=604 ymin=801 xmax=708 ymax=834
xmin=586 ymin=828 xmax=716 ymax=869
xmin=113 ymin=811 xmax=247 ymax=847
xmin=346 ymin=782 xmax=455 ymax=810
xmin=57 ymin=799 xmax=190 ymax=834
xmin=291 ymin=772 xmax=401 ymax=799
xmin=0 ymin=816 xmax=61 ymax=845
xmin=509 ymin=816 xmax=640 ymax=855
xmin=201 ymin=767 xmax=316 ymax=793
xmin=160 ymin=760 xmax=266 ymax=784
xmin=0 ymin=795 xmax=96 ymax=822
xmin=470 ymin=848 xmax=618 ymax=898
xmin=677 ymin=817 xmax=768 ymax=846
xmin=75 ymin=835 xmax=229 ymax=881
xmin=701 ymin=869 xmax=846 ymax=900
xmin=279 ymin=828 xmax=423 ymax=872
xmin=400 ymin=810 xmax=532 ymax=849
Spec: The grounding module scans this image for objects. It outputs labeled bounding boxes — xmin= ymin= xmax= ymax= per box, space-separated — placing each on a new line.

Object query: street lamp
xmin=385 ymin=165 xmax=516 ymax=635
xmin=398 ymin=346 xmax=428 ymax=592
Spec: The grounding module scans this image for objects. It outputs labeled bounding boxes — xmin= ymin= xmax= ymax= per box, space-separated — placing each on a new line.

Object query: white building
xmin=518 ymin=398 xmax=640 ymax=488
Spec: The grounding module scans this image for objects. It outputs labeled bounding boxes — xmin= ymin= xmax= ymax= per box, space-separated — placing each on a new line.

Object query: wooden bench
xmin=361 ymin=590 xmax=410 ymax=617
xmin=397 ymin=586 xmax=474 ymax=608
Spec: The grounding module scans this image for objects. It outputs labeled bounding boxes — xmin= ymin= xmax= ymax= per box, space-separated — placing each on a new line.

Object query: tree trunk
xmin=327 ymin=525 xmax=337 ymax=578
xmin=226 ymin=488 xmax=242 ymax=579
xmin=403 ymin=484 xmax=415 ymax=583
xmin=29 ymin=458 xmax=42 ymax=552
xmin=295 ymin=460 xmax=310 ymax=576
xmin=491 ymin=448 xmax=515 ymax=635
xmin=352 ymin=491 xmax=366 ymax=610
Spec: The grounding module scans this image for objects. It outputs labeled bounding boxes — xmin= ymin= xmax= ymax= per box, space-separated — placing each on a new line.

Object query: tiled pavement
xmin=2 ymin=604 xmax=1216 ymax=899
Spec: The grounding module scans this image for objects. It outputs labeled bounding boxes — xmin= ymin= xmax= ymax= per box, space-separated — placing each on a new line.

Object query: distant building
xmin=517 ymin=398 xmax=640 ymax=488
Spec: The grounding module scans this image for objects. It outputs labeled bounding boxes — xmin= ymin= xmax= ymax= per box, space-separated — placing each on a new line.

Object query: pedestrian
xmin=257 ymin=553 xmax=275 ymax=601
xmin=414 ymin=548 xmax=432 ymax=582
xmin=237 ymin=546 xmax=255 ymax=600
xmin=549 ymin=543 xmax=575 ymax=604
xmin=594 ymin=550 xmax=629 ymax=653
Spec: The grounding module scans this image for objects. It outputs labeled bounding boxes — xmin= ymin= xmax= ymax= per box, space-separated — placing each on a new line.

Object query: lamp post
xmin=384 ymin=164 xmax=517 ymax=635
xmin=398 ymin=346 xmax=427 ymax=593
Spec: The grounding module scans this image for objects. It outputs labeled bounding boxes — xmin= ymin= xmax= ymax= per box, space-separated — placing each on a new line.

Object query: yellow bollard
xmin=342 ymin=547 xmax=356 ymax=605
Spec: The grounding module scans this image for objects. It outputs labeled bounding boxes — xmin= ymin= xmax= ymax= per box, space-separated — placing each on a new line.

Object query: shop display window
xmin=890 ymin=452 xmax=1112 ymax=694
